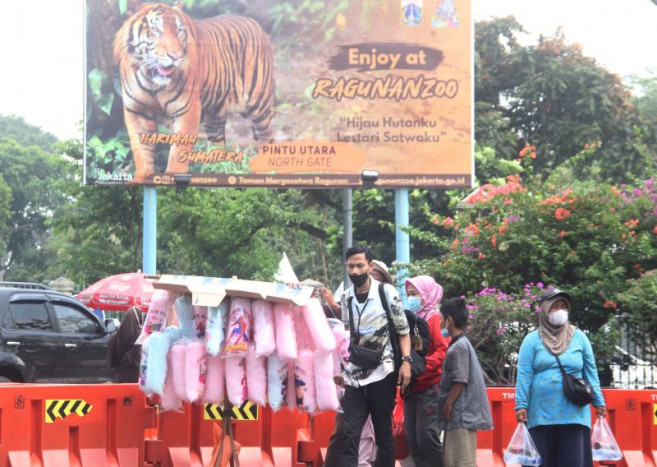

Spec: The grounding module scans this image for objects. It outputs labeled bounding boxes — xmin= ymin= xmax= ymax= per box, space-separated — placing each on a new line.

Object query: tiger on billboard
xmin=113 ymin=2 xmax=275 ymax=181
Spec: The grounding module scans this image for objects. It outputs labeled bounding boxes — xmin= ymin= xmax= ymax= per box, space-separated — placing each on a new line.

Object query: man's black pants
xmin=339 ymin=372 xmax=397 ymax=467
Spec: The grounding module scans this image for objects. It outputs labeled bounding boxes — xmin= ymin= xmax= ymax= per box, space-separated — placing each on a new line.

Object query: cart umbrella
xmin=78 ymin=272 xmax=159 ymax=312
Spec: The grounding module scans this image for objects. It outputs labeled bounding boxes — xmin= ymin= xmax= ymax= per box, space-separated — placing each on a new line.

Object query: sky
xmin=0 ymin=0 xmax=656 ymax=142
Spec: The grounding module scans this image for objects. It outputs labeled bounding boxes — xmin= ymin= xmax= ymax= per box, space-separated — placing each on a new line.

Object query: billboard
xmin=84 ymin=0 xmax=472 ymax=188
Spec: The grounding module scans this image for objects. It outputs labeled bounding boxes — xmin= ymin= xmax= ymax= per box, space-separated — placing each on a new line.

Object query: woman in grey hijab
xmin=514 ymin=289 xmax=607 ymax=467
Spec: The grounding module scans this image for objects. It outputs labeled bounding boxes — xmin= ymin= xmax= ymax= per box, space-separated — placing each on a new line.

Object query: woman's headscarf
xmin=538 ymin=296 xmax=575 ymax=355
xmin=404 ymin=275 xmax=443 ymax=321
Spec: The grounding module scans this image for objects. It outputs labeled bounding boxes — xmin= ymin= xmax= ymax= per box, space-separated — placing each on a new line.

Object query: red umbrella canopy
xmin=78 ymin=272 xmax=159 ymax=312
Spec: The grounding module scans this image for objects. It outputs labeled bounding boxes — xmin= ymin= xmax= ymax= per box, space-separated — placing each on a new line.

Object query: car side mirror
xmin=104 ymin=319 xmax=117 ymax=333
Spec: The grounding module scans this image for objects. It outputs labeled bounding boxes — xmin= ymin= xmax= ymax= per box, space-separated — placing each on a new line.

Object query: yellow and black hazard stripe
xmin=45 ymin=399 xmax=93 ymax=423
xmin=204 ymin=401 xmax=258 ymax=421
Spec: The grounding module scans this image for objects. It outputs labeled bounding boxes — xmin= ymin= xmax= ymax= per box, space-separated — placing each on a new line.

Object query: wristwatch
xmin=401 ymin=355 xmax=413 ymax=364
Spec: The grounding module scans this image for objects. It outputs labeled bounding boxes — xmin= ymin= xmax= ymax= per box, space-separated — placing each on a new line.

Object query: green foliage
xmin=629 ymin=69 xmax=657 ymax=120
xmin=87 ymin=68 xmax=114 ymax=116
xmin=475 ymin=18 xmax=657 ymax=184
xmin=0 ymin=135 xmax=69 ymax=278
xmin=0 ymin=176 xmax=11 ymax=257
xmin=465 ymin=284 xmax=547 ymax=385
xmin=156 ymin=187 xmax=343 ymax=286
xmin=616 ymin=269 xmax=657 ymax=337
xmin=414 ymin=177 xmax=657 ymax=334
xmin=269 ymin=0 xmax=350 ymax=48
xmin=0 ymin=114 xmax=57 ymax=152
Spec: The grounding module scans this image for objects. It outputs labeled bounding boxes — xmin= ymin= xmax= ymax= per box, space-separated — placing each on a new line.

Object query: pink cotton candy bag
xmin=246 ymin=345 xmax=267 ymax=407
xmin=314 ymin=352 xmax=340 ymax=411
xmin=300 ymin=299 xmax=336 ymax=352
xmin=161 ymin=352 xmax=183 ymax=412
xmin=252 ymin=300 xmax=276 ymax=357
xmin=295 ymin=350 xmax=317 ymax=414
xmin=295 ymin=310 xmax=316 ymax=351
xmin=225 ymin=356 xmax=247 ymax=406
xmin=184 ymin=340 xmax=207 ymax=403
xmin=273 ymin=303 xmax=297 ymax=360
xmin=170 ymin=342 xmax=188 ymax=401
xmin=136 ymin=290 xmax=172 ymax=345
xmin=202 ymin=354 xmax=225 ymax=405
xmin=332 ymin=322 xmax=350 ymax=368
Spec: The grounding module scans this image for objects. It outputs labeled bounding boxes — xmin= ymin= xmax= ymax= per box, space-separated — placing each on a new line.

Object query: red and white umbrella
xmin=78 ymin=272 xmax=159 ymax=312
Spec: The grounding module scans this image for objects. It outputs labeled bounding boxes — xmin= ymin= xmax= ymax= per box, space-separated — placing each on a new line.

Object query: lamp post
xmin=342 ymin=169 xmax=380 ymax=287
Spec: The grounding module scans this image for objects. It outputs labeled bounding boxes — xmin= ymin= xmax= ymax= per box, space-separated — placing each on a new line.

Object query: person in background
xmin=515 ymin=289 xmax=606 ymax=467
xmin=106 ymin=306 xmax=143 ymax=383
xmin=339 ymin=245 xmax=411 ymax=467
xmin=437 ymin=298 xmax=493 ymax=467
xmin=325 ymin=258 xmax=395 ymax=466
xmin=403 ymin=275 xmax=449 ymax=467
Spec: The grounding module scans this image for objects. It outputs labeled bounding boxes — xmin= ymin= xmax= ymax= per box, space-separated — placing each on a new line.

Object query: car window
xmin=52 ymin=303 xmax=102 ymax=334
xmin=8 ymin=302 xmax=53 ymax=331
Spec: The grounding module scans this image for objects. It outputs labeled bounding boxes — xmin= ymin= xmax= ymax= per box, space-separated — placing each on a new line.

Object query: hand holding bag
xmin=591 ymin=417 xmax=623 ymax=461
xmin=503 ymin=422 xmax=542 ymax=466
xmin=554 ymin=354 xmax=594 ymax=406
xmin=392 ymin=389 xmax=410 ymax=460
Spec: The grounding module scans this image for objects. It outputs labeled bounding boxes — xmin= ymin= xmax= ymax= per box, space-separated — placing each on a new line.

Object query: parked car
xmin=0 ymin=282 xmax=117 ymax=383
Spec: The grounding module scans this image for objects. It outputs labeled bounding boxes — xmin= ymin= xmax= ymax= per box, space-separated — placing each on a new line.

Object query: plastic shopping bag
xmin=591 ymin=417 xmax=623 ymax=461
xmin=503 ymin=422 xmax=542 ymax=466
xmin=392 ymin=390 xmax=409 ymax=460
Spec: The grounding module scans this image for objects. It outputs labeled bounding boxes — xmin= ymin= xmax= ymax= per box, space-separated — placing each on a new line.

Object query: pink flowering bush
xmin=409 ymin=178 xmax=657 ymax=333
xmin=465 ymin=283 xmax=549 ymax=385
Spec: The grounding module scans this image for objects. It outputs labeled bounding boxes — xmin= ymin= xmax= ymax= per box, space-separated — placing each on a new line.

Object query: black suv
xmin=0 ymin=282 xmax=117 ymax=383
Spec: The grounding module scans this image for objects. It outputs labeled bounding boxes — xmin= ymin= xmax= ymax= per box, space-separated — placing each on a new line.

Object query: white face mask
xmin=548 ymin=309 xmax=569 ymax=326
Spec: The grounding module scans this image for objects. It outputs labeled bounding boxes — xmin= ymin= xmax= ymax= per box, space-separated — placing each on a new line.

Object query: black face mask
xmin=349 ymin=272 xmax=369 ymax=288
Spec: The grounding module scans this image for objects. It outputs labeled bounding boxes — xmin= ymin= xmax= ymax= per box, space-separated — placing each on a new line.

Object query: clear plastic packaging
xmin=503 ymin=422 xmax=542 ymax=466
xmin=591 ymin=417 xmax=623 ymax=461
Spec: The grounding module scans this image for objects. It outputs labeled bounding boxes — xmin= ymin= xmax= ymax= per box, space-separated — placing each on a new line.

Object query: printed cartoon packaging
xmin=223 ymin=298 xmax=252 ymax=356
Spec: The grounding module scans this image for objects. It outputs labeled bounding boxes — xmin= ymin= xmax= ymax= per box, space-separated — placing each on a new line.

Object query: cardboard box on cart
xmin=153 ymin=274 xmax=315 ymax=307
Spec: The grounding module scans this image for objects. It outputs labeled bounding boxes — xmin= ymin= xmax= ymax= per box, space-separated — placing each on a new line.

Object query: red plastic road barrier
xmin=1 ymin=385 xmax=655 ymax=466
xmin=474 ymin=388 xmax=657 ymax=467
xmin=0 ymin=383 xmax=156 ymax=466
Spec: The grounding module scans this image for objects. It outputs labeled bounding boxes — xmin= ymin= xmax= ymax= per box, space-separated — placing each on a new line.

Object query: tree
xmin=156 ymin=187 xmax=344 ymax=285
xmin=0 ymin=177 xmax=11 ymax=269
xmin=0 ymin=136 xmax=69 ymax=279
xmin=0 ymin=115 xmax=57 ymax=152
xmin=629 ymin=69 xmax=657 ymax=120
xmin=474 ymin=18 xmax=657 ymax=184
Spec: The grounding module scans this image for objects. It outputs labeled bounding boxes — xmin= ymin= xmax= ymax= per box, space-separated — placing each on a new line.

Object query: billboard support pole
xmin=143 ymin=186 xmax=157 ymax=275
xmin=395 ymin=188 xmax=410 ymax=298
xmin=342 ymin=188 xmax=352 ymax=287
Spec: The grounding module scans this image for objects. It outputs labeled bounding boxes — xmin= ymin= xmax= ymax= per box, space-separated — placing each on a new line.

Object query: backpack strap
xmin=378 ymin=282 xmax=390 ymax=314
xmin=379 ymin=282 xmax=402 ymax=369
